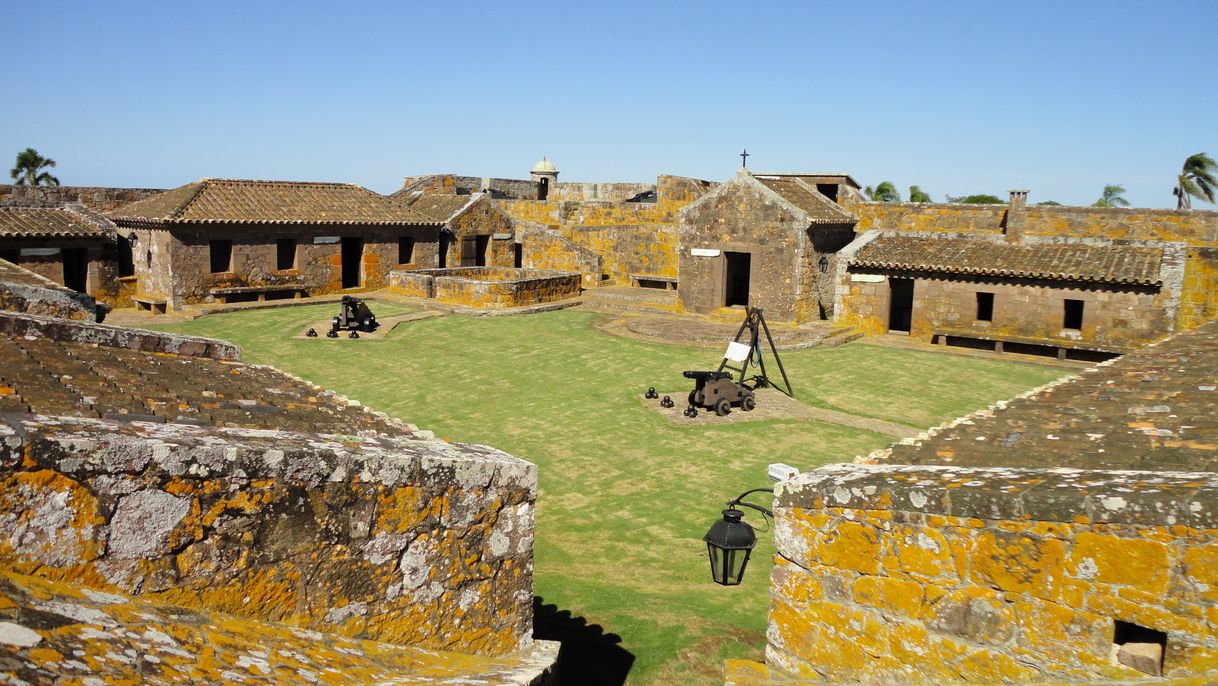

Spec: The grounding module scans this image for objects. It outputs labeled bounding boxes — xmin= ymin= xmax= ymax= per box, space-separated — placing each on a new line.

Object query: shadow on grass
xmin=533 ymin=597 xmax=634 ymax=686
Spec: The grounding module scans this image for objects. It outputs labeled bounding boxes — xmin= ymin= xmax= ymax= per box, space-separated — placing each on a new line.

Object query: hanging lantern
xmin=703 ymin=508 xmax=758 ymax=586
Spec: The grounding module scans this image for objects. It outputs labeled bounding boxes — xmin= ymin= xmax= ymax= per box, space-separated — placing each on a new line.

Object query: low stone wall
xmin=0 ymin=259 xmax=100 ymax=321
xmin=767 ymin=463 xmax=1218 ymax=683
xmin=0 ymin=184 xmax=164 ymax=212
xmin=0 ymin=413 xmax=538 ymax=656
xmin=0 ymin=310 xmax=239 ymax=359
xmin=390 ymin=267 xmax=581 ymax=308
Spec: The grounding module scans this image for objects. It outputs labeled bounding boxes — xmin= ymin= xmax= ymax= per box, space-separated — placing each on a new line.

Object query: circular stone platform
xmin=593 ymin=312 xmax=857 ymax=350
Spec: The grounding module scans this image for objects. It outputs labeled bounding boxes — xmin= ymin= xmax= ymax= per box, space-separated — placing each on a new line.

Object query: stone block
xmin=1068 ymin=532 xmax=1169 ymax=594
xmin=1117 ymin=641 xmax=1162 ymax=676
xmin=923 ymin=586 xmax=1016 ymax=646
xmin=969 ymin=529 xmax=1065 ymax=599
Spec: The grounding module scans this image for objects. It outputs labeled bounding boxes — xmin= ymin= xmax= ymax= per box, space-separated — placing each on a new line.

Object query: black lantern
xmin=703 ymin=488 xmax=773 ymax=586
xmin=704 ymin=508 xmax=757 ymax=585
xmin=818 ymin=255 xmax=830 ymax=273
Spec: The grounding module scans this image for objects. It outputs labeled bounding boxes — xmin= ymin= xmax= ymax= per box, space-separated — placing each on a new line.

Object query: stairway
xmin=582 ymin=286 xmax=681 ymax=314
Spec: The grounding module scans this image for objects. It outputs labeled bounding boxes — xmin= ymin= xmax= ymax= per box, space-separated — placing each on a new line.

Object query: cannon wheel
xmin=361 ymin=315 xmax=374 ymax=331
xmin=741 ymin=395 xmax=756 ymax=412
xmin=714 ymin=398 xmax=731 ymax=417
xmin=688 ymin=390 xmax=699 ymax=407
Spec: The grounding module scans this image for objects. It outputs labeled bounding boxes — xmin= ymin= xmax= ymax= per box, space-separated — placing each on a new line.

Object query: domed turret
xmin=530 ymin=157 xmax=559 ymax=200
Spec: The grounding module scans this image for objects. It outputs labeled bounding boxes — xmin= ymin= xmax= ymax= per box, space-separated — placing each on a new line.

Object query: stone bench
xmin=629 ymin=273 xmax=678 ymax=290
xmin=209 ymin=284 xmax=307 ymax=303
xmin=933 ymin=327 xmax=1129 ymax=360
xmin=132 ymin=294 xmax=168 ymax=314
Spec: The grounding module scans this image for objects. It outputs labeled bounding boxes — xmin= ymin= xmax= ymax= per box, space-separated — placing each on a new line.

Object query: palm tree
xmin=908 ymin=185 xmax=932 ymax=203
xmin=1173 ymin=152 xmax=1217 ymax=209
xmin=10 ymin=148 xmax=59 ymax=186
xmin=1093 ymin=184 xmax=1131 ymax=208
xmin=863 ymin=181 xmax=901 ymax=202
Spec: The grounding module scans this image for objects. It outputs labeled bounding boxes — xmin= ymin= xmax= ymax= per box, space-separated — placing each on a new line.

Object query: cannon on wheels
xmin=683 ymin=370 xmax=756 ymax=416
xmin=329 ymin=295 xmax=378 ymax=336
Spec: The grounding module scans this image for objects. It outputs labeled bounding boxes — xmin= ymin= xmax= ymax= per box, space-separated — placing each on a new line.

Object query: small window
xmin=146 ymin=249 xmax=153 ymax=269
xmin=276 ymin=239 xmax=296 ymax=270
xmin=117 ymin=235 xmax=135 ymax=277
xmin=976 ymin=292 xmax=994 ymax=322
xmin=1113 ymin=620 xmax=1166 ymax=677
xmin=1063 ymin=299 xmax=1084 ymax=330
xmin=398 ymin=237 xmax=415 ymax=265
xmin=209 ymin=240 xmax=232 ymax=274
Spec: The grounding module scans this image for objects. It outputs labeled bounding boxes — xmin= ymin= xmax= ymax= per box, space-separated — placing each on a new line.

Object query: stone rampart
xmin=767 ymin=463 xmax=1218 ymax=683
xmin=0 ymin=260 xmax=101 ymax=321
xmin=0 ymin=310 xmax=239 ymax=359
xmin=0 ymin=413 xmax=538 ymax=656
xmin=0 ymin=185 xmax=164 ymax=212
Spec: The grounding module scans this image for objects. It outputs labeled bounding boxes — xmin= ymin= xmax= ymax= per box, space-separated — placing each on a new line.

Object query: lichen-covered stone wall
xmin=0 ymin=414 xmax=537 ymax=657
xmin=389 ymin=268 xmax=580 ymax=308
xmin=0 ymin=260 xmax=100 ymax=321
xmin=0 ymin=185 xmax=164 ymax=212
xmin=142 ymin=225 xmax=438 ymax=309
xmin=514 ymin=222 xmax=602 ymax=287
xmin=766 ymin=463 xmax=1218 ymax=683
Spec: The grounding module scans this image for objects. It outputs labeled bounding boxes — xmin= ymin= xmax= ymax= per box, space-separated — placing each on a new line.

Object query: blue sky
xmin=4 ymin=1 xmax=1216 ymax=208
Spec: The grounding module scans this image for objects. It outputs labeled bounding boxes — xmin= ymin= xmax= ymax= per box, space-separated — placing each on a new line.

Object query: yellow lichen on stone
xmin=1068 ymin=531 xmax=1170 ymax=594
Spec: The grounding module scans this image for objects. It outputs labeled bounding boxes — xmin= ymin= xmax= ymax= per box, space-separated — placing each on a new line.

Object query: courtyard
xmin=150 ymin=302 xmax=1068 ymax=685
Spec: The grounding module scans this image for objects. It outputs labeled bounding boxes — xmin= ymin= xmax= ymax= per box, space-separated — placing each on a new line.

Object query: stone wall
xmin=389 ymin=267 xmax=581 ymax=308
xmin=0 ymin=412 xmax=538 ymax=656
xmin=549 ymin=181 xmax=654 ymax=202
xmin=0 ymin=260 xmax=101 ymax=321
xmin=0 ymin=309 xmax=240 ymax=358
xmin=514 ymin=222 xmax=602 ymax=288
xmin=125 ymin=224 xmax=438 ymax=310
xmin=0 ymin=185 xmax=164 ymax=212
xmin=447 ymin=196 xmax=517 ymax=268
xmin=767 ymin=463 xmax=1218 ymax=683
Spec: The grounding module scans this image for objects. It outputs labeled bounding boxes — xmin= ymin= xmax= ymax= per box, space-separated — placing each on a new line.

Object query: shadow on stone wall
xmin=533 ymin=597 xmax=634 ymax=685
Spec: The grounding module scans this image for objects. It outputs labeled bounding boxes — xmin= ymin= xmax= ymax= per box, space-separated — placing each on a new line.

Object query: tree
xmin=908 ymin=185 xmax=932 ymax=203
xmin=1173 ymin=152 xmax=1217 ymax=209
xmin=946 ymin=193 xmax=1004 ymax=204
xmin=1093 ymin=184 xmax=1131 ymax=208
xmin=864 ymin=181 xmax=901 ymax=202
xmin=10 ymin=148 xmax=59 ymax=186
xmin=1036 ymin=200 xmax=1063 ymax=206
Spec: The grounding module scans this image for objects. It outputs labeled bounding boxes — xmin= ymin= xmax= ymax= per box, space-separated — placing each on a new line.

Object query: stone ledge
xmin=777 ymin=463 xmax=1218 ymax=528
xmin=0 ymin=309 xmax=239 ymax=360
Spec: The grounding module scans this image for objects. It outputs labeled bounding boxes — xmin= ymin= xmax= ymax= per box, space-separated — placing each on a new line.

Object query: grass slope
xmin=151 ymin=304 xmax=1066 ymax=684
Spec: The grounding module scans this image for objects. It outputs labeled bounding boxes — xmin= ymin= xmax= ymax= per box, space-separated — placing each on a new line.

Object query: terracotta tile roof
xmin=108 ymin=179 xmax=440 ymax=226
xmin=875 ymin=319 xmax=1218 ymax=472
xmin=753 ymin=176 xmax=855 ymax=224
xmin=403 ymin=194 xmax=474 ymax=222
xmin=0 ymin=206 xmax=112 ymax=239
xmin=852 ymin=235 xmax=1164 ymax=286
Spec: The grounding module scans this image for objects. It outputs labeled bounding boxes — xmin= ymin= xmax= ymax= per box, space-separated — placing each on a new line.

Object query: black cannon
xmin=330 ymin=295 xmax=378 ymax=335
xmin=683 ymin=370 xmax=756 ymax=416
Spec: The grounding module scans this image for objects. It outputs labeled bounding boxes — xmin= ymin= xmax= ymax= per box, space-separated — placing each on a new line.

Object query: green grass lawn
xmin=149 ymin=303 xmax=1067 ymax=685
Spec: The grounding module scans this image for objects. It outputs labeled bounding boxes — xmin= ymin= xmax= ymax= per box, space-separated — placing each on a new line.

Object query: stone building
xmin=0 ymin=262 xmax=557 ymax=683
xmin=731 ymin=318 xmax=1218 ymax=684
xmin=0 ymin=204 xmax=128 ymax=307
xmin=396 ymin=192 xmax=520 ymax=269
xmin=836 ymin=231 xmax=1186 ymax=359
xmin=677 ymin=170 xmax=859 ymax=322
xmin=107 ymin=178 xmax=441 ymax=313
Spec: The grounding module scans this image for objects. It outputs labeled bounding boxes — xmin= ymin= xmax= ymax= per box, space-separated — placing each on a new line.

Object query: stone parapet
xmin=767 ymin=463 xmax=1218 ymax=683
xmin=0 ymin=412 xmax=538 ymax=656
xmin=0 ymin=309 xmax=238 ymax=360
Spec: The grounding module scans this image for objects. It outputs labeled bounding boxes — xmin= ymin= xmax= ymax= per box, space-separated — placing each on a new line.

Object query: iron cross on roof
xmin=740 ymin=149 xmax=750 ymax=168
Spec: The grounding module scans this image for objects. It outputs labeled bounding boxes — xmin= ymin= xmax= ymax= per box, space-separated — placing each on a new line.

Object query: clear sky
xmin=4 ymin=1 xmax=1216 ymax=208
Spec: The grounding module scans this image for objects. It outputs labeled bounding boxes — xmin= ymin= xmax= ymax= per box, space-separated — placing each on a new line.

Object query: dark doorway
xmin=0 ymin=249 xmax=18 ymax=264
xmin=117 ymin=236 xmax=135 ymax=277
xmin=209 ymin=240 xmax=232 ymax=273
xmin=538 ymin=177 xmax=549 ymax=201
xmin=276 ymin=239 xmax=296 ymax=271
xmin=513 ymin=243 xmax=523 ymax=268
xmin=439 ymin=232 xmax=451 ymax=268
xmin=460 ymin=236 xmax=477 ymax=267
xmin=62 ymin=248 xmax=89 ymax=293
xmin=816 ymin=183 xmax=839 ymax=202
xmin=475 ymin=235 xmax=490 ymax=267
xmin=340 ymin=237 xmax=362 ymax=288
xmin=888 ymin=277 xmax=914 ymax=333
xmin=724 ymin=251 xmax=751 ymax=307
xmin=398 ymin=237 xmax=414 ymax=265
